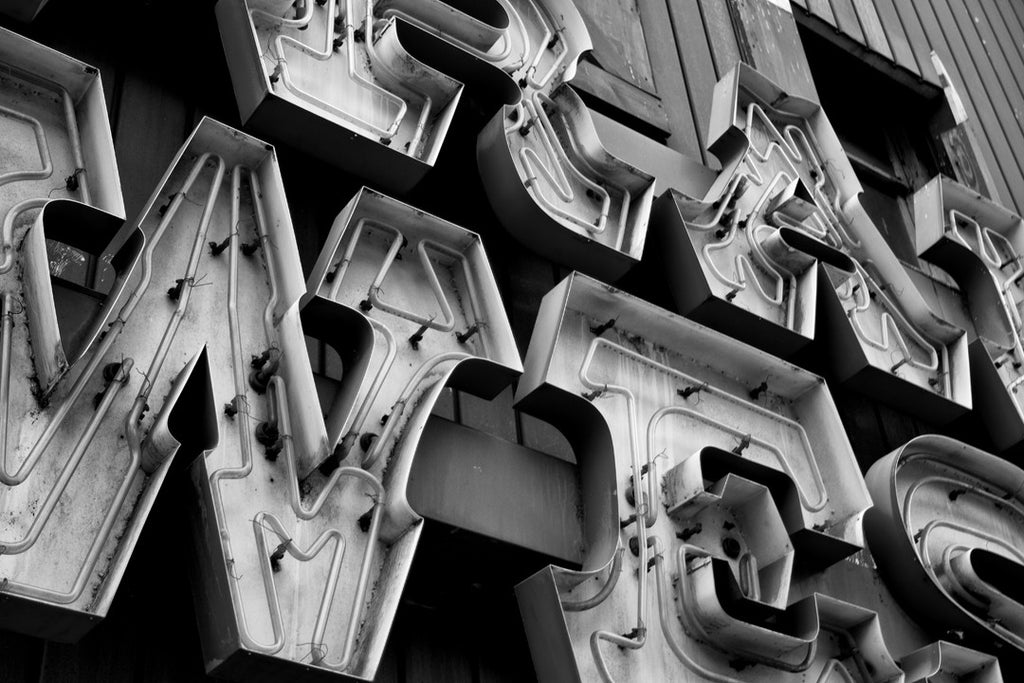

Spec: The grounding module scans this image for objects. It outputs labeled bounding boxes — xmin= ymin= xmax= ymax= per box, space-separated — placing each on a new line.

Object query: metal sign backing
xmin=216 ymin=0 xmax=658 ymax=281
xmin=216 ymin=0 xmax=466 ymax=192
xmin=192 ymin=184 xmax=521 ymax=681
xmin=0 ymin=28 xmax=130 ymax=641
xmin=652 ymin=64 xmax=970 ymax=422
xmin=866 ymin=434 xmax=1024 ymax=660
xmin=513 ymin=272 xmax=882 ymax=681
xmin=914 ymin=175 xmax=1024 ymax=451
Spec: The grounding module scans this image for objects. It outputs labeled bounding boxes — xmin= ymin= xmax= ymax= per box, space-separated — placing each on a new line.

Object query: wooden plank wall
xmin=0 ymin=0 xmax=1013 ymax=680
xmin=796 ymin=0 xmax=1024 ymax=215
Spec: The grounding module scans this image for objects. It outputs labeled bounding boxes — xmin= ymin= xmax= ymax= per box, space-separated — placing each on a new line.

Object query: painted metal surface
xmin=914 ymin=175 xmax=1024 ymax=452
xmin=865 ymin=434 xmax=1024 ymax=660
xmin=652 ymin=64 xmax=970 ymax=421
xmin=399 ymin=0 xmax=660 ymax=279
xmin=0 ymin=0 xmax=49 ymax=22
xmin=514 ymin=272 xmax=888 ymax=681
xmin=2 ymin=15 xmax=1022 ymax=683
xmin=0 ymin=28 xmax=134 ymax=641
xmin=472 ymin=0 xmax=659 ymax=282
xmin=216 ymin=0 xmax=657 ymax=281
xmin=215 ymin=0 xmax=589 ymax=193
xmin=650 ymin=67 xmax=854 ymax=357
xmin=216 ymin=0 xmax=465 ymax=192
xmin=407 ymin=416 xmax=583 ymax=565
xmin=478 ymin=81 xmax=655 ymax=281
xmin=192 ymin=185 xmax=520 ymax=682
xmin=899 ymin=641 xmax=1002 ymax=683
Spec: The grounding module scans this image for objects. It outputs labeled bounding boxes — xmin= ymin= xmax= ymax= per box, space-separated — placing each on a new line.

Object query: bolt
xmin=749 ymin=381 xmax=768 ymax=400
xmin=255 ymin=420 xmax=280 ymax=447
xmin=456 ymin=323 xmax=481 ymax=344
xmin=264 ymin=440 xmax=282 ymax=461
xmin=359 ymin=432 xmax=378 ymax=451
xmin=358 ymin=509 xmax=373 ymax=532
xmin=269 ymin=542 xmax=287 ymax=572
xmin=677 ymin=382 xmax=708 ymax=400
xmin=408 ymin=323 xmax=429 ymax=349
xmin=590 ymin=318 xmax=616 ymax=336
xmin=102 ymin=361 xmax=123 ymax=383
xmin=208 ymin=237 xmax=230 ymax=256
xmin=248 ymin=348 xmax=281 ymax=393
xmin=65 ymin=169 xmax=82 ymax=192
xmin=167 ymin=279 xmax=185 ymax=301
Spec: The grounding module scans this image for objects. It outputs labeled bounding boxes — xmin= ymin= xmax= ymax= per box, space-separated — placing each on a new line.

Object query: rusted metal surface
xmin=0 ymin=28 xmax=136 ymax=641
xmin=513 ymin=272 xmax=893 ymax=681
xmin=866 ymin=434 xmax=1024 ymax=660
xmin=478 ymin=81 xmax=656 ymax=282
xmin=192 ymin=184 xmax=520 ymax=681
xmin=216 ymin=0 xmax=465 ymax=192
xmin=653 ymin=63 xmax=970 ymax=420
xmin=4 ymin=12 xmax=1024 ymax=683
xmin=216 ymin=0 xmax=658 ymax=281
xmin=472 ymin=0 xmax=660 ymax=282
xmin=214 ymin=0 xmax=593 ymax=194
xmin=914 ymin=175 xmax=1024 ymax=452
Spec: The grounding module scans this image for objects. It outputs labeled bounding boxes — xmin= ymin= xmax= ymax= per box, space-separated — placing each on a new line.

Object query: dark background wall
xmin=0 ymin=0 xmax=1016 ymax=680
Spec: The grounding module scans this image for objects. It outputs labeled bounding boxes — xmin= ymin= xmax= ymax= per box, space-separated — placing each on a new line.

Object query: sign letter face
xmin=653 ymin=64 xmax=970 ymax=421
xmin=216 ymin=0 xmax=466 ymax=191
xmin=191 ymin=186 xmax=521 ymax=681
xmin=866 ymin=435 xmax=1024 ymax=658
xmin=0 ymin=29 xmax=134 ymax=640
xmin=478 ymin=81 xmax=656 ymax=281
xmin=216 ymin=0 xmax=657 ymax=280
xmin=514 ymin=272 xmax=886 ymax=682
xmin=914 ymin=176 xmax=1024 ymax=452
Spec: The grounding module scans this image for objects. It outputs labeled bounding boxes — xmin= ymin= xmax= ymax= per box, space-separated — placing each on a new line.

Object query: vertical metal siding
xmin=799 ymin=0 xmax=1024 ymax=214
